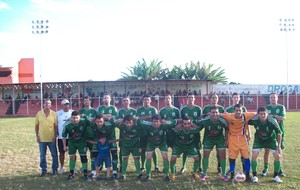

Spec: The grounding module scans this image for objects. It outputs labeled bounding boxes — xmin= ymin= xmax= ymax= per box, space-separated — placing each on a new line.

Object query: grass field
xmin=1 ymin=113 xmax=300 ymax=190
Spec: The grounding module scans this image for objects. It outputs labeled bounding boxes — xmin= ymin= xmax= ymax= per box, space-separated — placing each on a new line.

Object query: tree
xmin=119 ymin=58 xmax=163 ymax=81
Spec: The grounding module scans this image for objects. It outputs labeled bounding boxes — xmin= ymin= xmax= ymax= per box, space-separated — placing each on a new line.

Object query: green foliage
xmin=119 ymin=59 xmax=228 ymax=84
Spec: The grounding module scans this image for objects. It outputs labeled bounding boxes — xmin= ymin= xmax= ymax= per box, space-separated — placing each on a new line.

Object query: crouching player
xmin=194 ymin=106 xmax=229 ymax=181
xmin=249 ymin=106 xmax=283 ymax=183
xmin=140 ymin=114 xmax=177 ymax=182
xmin=169 ymin=116 xmax=201 ymax=181
xmin=62 ymin=111 xmax=90 ymax=180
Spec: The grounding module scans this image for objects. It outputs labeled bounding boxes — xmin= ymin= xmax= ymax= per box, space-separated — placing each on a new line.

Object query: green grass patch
xmin=1 ymin=113 xmax=300 ymax=189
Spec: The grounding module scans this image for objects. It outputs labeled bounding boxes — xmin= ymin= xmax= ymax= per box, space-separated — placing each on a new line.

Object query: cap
xmin=61 ymin=99 xmax=70 ymax=105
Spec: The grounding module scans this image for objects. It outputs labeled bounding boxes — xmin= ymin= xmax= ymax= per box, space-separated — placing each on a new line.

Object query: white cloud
xmin=0 ymin=1 xmax=11 ymax=10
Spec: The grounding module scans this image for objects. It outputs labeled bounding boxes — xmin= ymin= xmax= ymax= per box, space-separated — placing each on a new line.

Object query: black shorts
xmin=58 ymin=139 xmax=68 ymax=153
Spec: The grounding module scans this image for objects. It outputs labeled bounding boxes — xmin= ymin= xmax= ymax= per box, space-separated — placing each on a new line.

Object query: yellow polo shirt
xmin=35 ymin=110 xmax=58 ymax=142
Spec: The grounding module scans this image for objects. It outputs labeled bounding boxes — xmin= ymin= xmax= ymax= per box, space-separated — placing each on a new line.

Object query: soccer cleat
xmin=170 ymin=174 xmax=176 ymax=181
xmin=226 ymin=169 xmax=231 ymax=176
xmin=154 ymin=167 xmax=160 ymax=173
xmin=193 ymin=173 xmax=200 ymax=180
xmin=91 ymin=170 xmax=96 ymax=178
xmin=279 ymin=170 xmax=286 ymax=177
xmin=217 ymin=167 xmax=222 ymax=174
xmin=252 ymin=176 xmax=258 ymax=183
xmin=272 ymin=176 xmax=283 ymax=183
xmin=74 ymin=168 xmax=78 ymax=174
xmin=245 ymin=174 xmax=252 ymax=183
xmin=118 ymin=175 xmax=126 ymax=180
xmin=221 ymin=175 xmax=229 ymax=182
xmin=261 ymin=169 xmax=268 ymax=177
xmin=67 ymin=173 xmax=74 ymax=180
xmin=144 ymin=175 xmax=151 ymax=181
xmin=200 ymin=173 xmax=207 ymax=181
xmin=39 ymin=171 xmax=47 ymax=177
xmin=58 ymin=167 xmax=65 ymax=174
xmin=164 ymin=176 xmax=171 ymax=182
xmin=52 ymin=170 xmax=58 ymax=177
xmin=136 ymin=174 xmax=143 ymax=180
xmin=180 ymin=167 xmax=186 ymax=174
xmin=112 ymin=172 xmax=118 ymax=179
xmin=140 ymin=168 xmax=145 ymax=172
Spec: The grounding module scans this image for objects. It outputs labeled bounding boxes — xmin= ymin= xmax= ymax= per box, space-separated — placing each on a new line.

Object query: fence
xmin=1 ymin=94 xmax=299 ymax=116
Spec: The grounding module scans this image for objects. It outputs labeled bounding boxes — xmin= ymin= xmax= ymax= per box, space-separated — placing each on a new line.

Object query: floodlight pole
xmin=279 ymin=18 xmax=295 ymax=110
xmin=32 ymin=20 xmax=49 ymax=111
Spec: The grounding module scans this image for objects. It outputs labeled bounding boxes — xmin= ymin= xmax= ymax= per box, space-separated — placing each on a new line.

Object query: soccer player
xmin=56 ymin=99 xmax=73 ymax=174
xmin=117 ymin=114 xmax=143 ymax=180
xmin=202 ymin=93 xmax=225 ymax=116
xmin=194 ymin=106 xmax=229 ymax=182
xmin=202 ymin=93 xmax=226 ymax=174
xmin=79 ymin=96 xmax=97 ymax=175
xmin=136 ymin=94 xmax=159 ymax=172
xmin=249 ymin=106 xmax=283 ymax=183
xmin=180 ymin=93 xmax=202 ymax=173
xmin=87 ymin=132 xmax=120 ymax=180
xmin=264 ymin=92 xmax=286 ymax=177
xmin=220 ymin=104 xmax=256 ymax=182
xmin=35 ymin=99 xmax=58 ymax=177
xmin=96 ymin=93 xmax=119 ymax=178
xmin=141 ymin=114 xmax=177 ymax=182
xmin=169 ymin=116 xmax=201 ymax=181
xmin=159 ymin=94 xmax=180 ymax=149
xmin=225 ymin=92 xmax=247 ymax=174
xmin=226 ymin=93 xmax=247 ymax=113
xmin=62 ymin=111 xmax=90 ymax=180
xmin=117 ymin=96 xmax=137 ymax=172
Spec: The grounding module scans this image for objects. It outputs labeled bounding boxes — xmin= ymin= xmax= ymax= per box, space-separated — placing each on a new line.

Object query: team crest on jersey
xmin=141 ymin=112 xmax=145 ymax=115
xmin=194 ymin=112 xmax=197 ymax=117
xmin=276 ymin=109 xmax=280 ymax=114
xmin=109 ymin=110 xmax=112 ymax=114
xmin=150 ymin=132 xmax=154 ymax=136
xmin=190 ymin=134 xmax=194 ymax=139
xmin=172 ymin=113 xmax=175 ymax=117
xmin=217 ymin=126 xmax=221 ymax=130
xmin=159 ymin=130 xmax=163 ymax=135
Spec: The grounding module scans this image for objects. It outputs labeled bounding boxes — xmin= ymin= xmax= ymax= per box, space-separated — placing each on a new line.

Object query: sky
xmin=0 ymin=0 xmax=299 ymax=85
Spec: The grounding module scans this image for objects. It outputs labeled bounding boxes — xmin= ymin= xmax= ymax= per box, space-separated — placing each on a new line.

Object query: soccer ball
xmin=234 ymin=171 xmax=246 ymax=182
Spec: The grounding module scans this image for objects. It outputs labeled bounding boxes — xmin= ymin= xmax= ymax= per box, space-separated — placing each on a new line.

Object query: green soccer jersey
xmin=195 ymin=116 xmax=228 ymax=141
xmin=180 ymin=105 xmax=202 ymax=121
xmin=118 ymin=107 xmax=137 ymax=119
xmin=62 ymin=119 xmax=90 ymax=145
xmin=172 ymin=126 xmax=201 ymax=150
xmin=117 ymin=123 xmax=142 ymax=149
xmin=159 ymin=106 xmax=180 ymax=120
xmin=97 ymin=105 xmax=118 ymax=118
xmin=78 ymin=107 xmax=97 ymax=121
xmin=248 ymin=115 xmax=282 ymax=143
xmin=266 ymin=104 xmax=286 ymax=134
xmin=226 ymin=105 xmax=247 ymax=113
xmin=136 ymin=106 xmax=158 ymax=136
xmin=202 ymin=104 xmax=225 ymax=117
xmin=139 ymin=119 xmax=177 ymax=146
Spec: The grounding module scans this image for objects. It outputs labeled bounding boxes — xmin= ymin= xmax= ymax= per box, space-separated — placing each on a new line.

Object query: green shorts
xmin=202 ymin=137 xmax=226 ymax=150
xmin=172 ymin=145 xmax=198 ymax=157
xmin=146 ymin=142 xmax=168 ymax=153
xmin=121 ymin=147 xmax=141 ymax=157
xmin=252 ymin=139 xmax=278 ymax=150
xmin=68 ymin=142 xmax=87 ymax=156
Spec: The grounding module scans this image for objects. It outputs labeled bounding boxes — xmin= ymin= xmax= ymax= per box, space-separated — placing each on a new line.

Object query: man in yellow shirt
xmin=35 ymin=99 xmax=58 ymax=177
